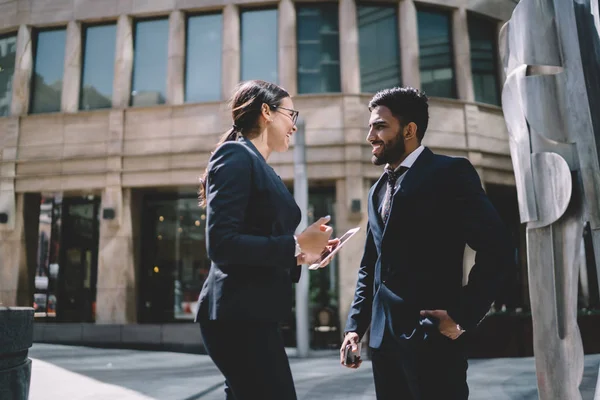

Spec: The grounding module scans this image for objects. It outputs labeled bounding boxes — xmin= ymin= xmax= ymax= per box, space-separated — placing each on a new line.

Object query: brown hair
xmin=198 ymin=80 xmax=290 ymax=207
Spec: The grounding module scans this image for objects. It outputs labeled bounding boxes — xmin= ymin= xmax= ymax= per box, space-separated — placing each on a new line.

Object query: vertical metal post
xmin=294 ymin=119 xmax=310 ymax=358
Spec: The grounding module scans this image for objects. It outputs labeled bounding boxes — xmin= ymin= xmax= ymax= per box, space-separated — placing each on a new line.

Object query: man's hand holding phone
xmin=340 ymin=332 xmax=362 ymax=369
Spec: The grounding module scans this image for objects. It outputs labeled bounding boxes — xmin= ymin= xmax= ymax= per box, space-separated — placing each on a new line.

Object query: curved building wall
xmin=0 ymin=0 xmax=518 ymax=346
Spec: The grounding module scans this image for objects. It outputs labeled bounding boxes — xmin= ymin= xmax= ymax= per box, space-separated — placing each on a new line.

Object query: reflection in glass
xmin=142 ymin=196 xmax=211 ymax=322
xmin=30 ymin=29 xmax=67 ymax=114
xmin=241 ymin=9 xmax=278 ymax=83
xmin=468 ymin=14 xmax=500 ymax=105
xmin=297 ymin=3 xmax=341 ymax=94
xmin=358 ymin=5 xmax=400 ymax=93
xmin=0 ymin=33 xmax=17 ymax=117
xmin=186 ymin=13 xmax=223 ymax=103
xmin=131 ymin=19 xmax=168 ymax=107
xmin=80 ymin=24 xmax=117 ymax=110
xmin=417 ymin=9 xmax=456 ymax=98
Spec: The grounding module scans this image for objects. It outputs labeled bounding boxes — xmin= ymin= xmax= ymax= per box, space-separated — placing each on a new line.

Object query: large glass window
xmin=0 ymin=33 xmax=17 ymax=117
xmin=468 ymin=13 xmax=500 ymax=105
xmin=417 ymin=9 xmax=456 ymax=98
xmin=186 ymin=13 xmax=222 ymax=103
xmin=241 ymin=8 xmax=278 ymax=83
xmin=80 ymin=24 xmax=117 ymax=110
xmin=141 ymin=195 xmax=210 ymax=322
xmin=358 ymin=4 xmax=400 ymax=93
xmin=131 ymin=18 xmax=168 ymax=107
xmin=30 ymin=29 xmax=67 ymax=114
xmin=296 ymin=3 xmax=341 ymax=94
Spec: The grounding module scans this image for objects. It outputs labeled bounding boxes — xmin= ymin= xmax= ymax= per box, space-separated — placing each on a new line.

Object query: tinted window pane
xmin=241 ymin=9 xmax=278 ymax=83
xmin=132 ymin=19 xmax=168 ymax=107
xmin=297 ymin=3 xmax=341 ymax=94
xmin=468 ymin=14 xmax=500 ymax=105
xmin=31 ymin=29 xmax=66 ymax=114
xmin=417 ymin=10 xmax=456 ymax=98
xmin=0 ymin=34 xmax=17 ymax=117
xmin=186 ymin=13 xmax=222 ymax=103
xmin=358 ymin=5 xmax=400 ymax=93
xmin=80 ymin=24 xmax=116 ymax=110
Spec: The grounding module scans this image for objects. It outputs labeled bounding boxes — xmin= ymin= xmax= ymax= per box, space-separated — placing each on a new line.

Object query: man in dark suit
xmin=341 ymin=87 xmax=514 ymax=399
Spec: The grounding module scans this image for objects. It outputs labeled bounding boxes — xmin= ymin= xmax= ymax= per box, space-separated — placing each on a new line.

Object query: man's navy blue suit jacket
xmin=196 ymin=137 xmax=301 ymax=322
xmin=345 ymin=147 xmax=515 ymax=349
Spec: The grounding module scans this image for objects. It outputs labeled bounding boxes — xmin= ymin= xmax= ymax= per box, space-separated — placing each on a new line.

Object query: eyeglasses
xmin=272 ymin=105 xmax=299 ymax=125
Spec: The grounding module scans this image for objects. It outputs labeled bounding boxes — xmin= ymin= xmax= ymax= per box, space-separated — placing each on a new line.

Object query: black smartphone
xmin=343 ymin=343 xmax=362 ymax=365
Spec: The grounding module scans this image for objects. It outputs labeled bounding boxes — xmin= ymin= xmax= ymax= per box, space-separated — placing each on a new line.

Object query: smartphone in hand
xmin=343 ymin=342 xmax=362 ymax=366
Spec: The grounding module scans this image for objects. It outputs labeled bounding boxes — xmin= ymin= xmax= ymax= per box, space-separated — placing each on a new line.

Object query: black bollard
xmin=0 ymin=307 xmax=34 ymax=400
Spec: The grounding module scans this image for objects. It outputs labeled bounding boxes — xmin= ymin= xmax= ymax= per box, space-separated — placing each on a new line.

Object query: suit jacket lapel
xmin=368 ymin=173 xmax=387 ymax=239
xmin=382 ymin=147 xmax=435 ymax=237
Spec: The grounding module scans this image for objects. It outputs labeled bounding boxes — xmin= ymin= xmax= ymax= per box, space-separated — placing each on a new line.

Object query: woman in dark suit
xmin=196 ymin=80 xmax=334 ymax=400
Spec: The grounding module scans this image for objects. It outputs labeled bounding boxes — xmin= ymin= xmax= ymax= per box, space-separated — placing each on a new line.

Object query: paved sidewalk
xmin=29 ymin=344 xmax=600 ymax=400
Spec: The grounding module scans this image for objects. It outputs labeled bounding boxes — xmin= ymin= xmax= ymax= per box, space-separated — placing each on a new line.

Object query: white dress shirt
xmin=378 ymin=145 xmax=426 ymax=214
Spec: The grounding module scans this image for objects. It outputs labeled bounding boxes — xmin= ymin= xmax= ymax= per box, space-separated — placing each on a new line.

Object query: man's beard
xmin=371 ymin=130 xmax=405 ymax=166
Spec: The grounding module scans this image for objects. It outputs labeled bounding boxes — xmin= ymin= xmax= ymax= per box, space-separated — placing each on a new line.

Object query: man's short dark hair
xmin=368 ymin=87 xmax=429 ymax=142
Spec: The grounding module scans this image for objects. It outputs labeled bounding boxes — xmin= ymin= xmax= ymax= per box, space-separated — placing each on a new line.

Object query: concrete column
xmin=167 ymin=10 xmax=185 ymax=105
xmin=10 ymin=25 xmax=33 ymax=116
xmin=96 ymin=188 xmax=136 ymax=324
xmin=452 ymin=8 xmax=474 ymax=102
xmin=336 ymin=177 xmax=369 ymax=333
xmin=278 ymin=0 xmax=297 ymax=95
xmin=112 ymin=15 xmax=133 ymax=109
xmin=222 ymin=4 xmax=240 ymax=99
xmin=339 ymin=0 xmax=360 ymax=94
xmin=0 ymin=194 xmax=26 ymax=306
xmin=61 ymin=21 xmax=82 ymax=113
xmin=399 ymin=0 xmax=420 ymax=89
xmin=497 ymin=21 xmax=507 ymax=90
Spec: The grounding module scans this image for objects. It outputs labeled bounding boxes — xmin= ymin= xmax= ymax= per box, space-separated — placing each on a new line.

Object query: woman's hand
xmin=296 ymin=216 xmax=333 ymax=257
xmin=297 ymin=238 xmax=340 ymax=266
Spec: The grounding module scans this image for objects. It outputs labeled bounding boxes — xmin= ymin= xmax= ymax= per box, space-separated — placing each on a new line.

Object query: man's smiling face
xmin=367 ymin=105 xmax=406 ymax=167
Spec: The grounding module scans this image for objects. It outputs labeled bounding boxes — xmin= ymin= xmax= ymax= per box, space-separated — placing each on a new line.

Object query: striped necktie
xmin=381 ymin=166 xmax=408 ymax=224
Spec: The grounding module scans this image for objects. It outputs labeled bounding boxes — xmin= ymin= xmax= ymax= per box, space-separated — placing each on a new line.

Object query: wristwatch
xmin=293 ymin=235 xmax=303 ymax=257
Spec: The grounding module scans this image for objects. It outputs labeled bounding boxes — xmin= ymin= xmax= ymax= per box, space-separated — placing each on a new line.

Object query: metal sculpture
xmin=500 ymin=0 xmax=600 ymax=398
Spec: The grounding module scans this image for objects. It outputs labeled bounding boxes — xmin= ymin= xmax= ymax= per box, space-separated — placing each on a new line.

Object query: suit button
xmin=382 ymin=280 xmax=387 ymax=284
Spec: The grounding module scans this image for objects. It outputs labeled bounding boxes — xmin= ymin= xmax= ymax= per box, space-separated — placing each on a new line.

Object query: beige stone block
xmin=305 ymin=128 xmax=345 ymax=146
xmin=107 ymin=141 xmax=123 ymax=155
xmin=0 ymin=179 xmax=15 ymax=192
xmin=339 ymin=0 xmax=360 ymax=94
xmin=452 ymin=8 xmax=474 ymax=102
xmin=10 ymin=25 xmax=33 ymax=116
xmin=468 ymin=134 xmax=510 ymax=155
xmin=475 ymin=109 xmax=509 ymax=139
xmin=483 ymin=169 xmax=516 ymax=186
xmin=167 ymin=10 xmax=185 ymax=105
xmin=480 ymin=154 xmax=513 ymax=171
xmin=123 ymin=138 xmax=171 ymax=156
xmin=169 ymin=153 xmax=204 ymax=169
xmin=342 ymin=96 xmax=370 ymax=130
xmin=64 ymin=114 xmax=110 ymax=143
xmin=2 ymin=147 xmax=18 ymax=161
xmin=131 ymin=0 xmax=175 ymax=15
xmin=105 ymin=172 xmax=121 ymax=186
xmin=62 ymin=158 xmax=107 ymax=174
xmin=61 ymin=21 xmax=82 ymax=113
xmin=16 ymin=161 xmax=62 ymax=176
xmin=18 ymin=144 xmax=63 ymax=161
xmin=19 ymin=115 xmax=65 ymax=146
xmin=74 ymin=0 xmax=120 ymax=20
xmin=123 ymin=155 xmax=170 ymax=171
xmin=278 ymin=0 xmax=296 ymax=94
xmin=15 ymin=176 xmax=62 ymax=192
xmin=170 ymin=136 xmax=209 ymax=153
xmin=1 ymin=118 xmax=20 ymax=147
xmin=423 ymin=130 xmax=467 ymax=149
xmin=175 ymin=0 xmax=225 ymax=10
xmin=168 ymin=169 xmax=202 ymax=186
xmin=399 ymin=0 xmax=420 ymax=89
xmin=306 ymin=163 xmax=345 ymax=180
xmin=221 ymin=4 xmax=240 ymax=99
xmin=29 ymin=9 xmax=74 ymax=25
xmin=113 ymin=16 xmax=133 ymax=109
xmin=0 ymin=163 xmax=16 ymax=178
xmin=122 ymin=170 xmax=172 ymax=187
xmin=171 ymin=105 xmax=222 ymax=135
xmin=344 ymin=144 xmax=363 ymax=162
xmin=428 ymin=103 xmax=466 ymax=133
xmin=124 ymin=108 xmax=172 ymax=139
xmin=106 ymin=156 xmax=122 ymax=171
xmin=343 ymin=128 xmax=368 ymax=145
xmin=61 ymin=173 xmax=107 ymax=191
xmin=0 ymin=2 xmax=18 ymax=32
xmin=63 ymin=142 xmax=108 ymax=158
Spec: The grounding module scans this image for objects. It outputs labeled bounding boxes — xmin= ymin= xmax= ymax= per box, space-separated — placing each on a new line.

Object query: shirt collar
xmin=386 ymin=145 xmax=426 ymax=173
